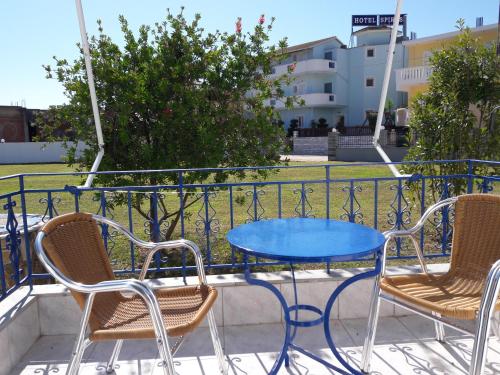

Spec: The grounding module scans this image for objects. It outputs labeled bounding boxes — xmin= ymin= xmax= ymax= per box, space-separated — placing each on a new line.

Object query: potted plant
xmin=317 ymin=118 xmax=329 ymax=129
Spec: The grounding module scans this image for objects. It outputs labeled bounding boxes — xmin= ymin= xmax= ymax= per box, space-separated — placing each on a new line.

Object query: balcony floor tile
xmin=11 ymin=317 xmax=500 ymax=375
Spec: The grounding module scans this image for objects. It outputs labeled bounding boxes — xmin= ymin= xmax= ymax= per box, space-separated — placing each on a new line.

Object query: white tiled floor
xmin=11 ymin=316 xmax=500 ymax=375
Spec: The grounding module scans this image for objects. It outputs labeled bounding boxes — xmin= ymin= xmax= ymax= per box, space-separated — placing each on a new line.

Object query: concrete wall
xmin=294 ymin=132 xmax=409 ymax=161
xmin=0 ymin=142 xmax=86 ymax=164
xmin=293 ymin=136 xmax=328 ymax=155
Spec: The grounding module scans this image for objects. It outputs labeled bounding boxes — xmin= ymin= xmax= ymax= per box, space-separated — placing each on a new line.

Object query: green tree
xmin=37 ymin=9 xmax=296 ymax=240
xmin=404 ymin=20 xmax=499 ymax=196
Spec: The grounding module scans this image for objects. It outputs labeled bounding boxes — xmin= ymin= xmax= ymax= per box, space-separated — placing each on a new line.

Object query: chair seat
xmin=90 ymin=284 xmax=217 ymax=340
xmin=380 ymin=273 xmax=500 ymax=320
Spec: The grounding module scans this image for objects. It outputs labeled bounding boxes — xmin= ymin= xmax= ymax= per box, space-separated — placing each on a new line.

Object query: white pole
xmin=75 ymin=0 xmax=104 ymax=188
xmin=372 ymin=0 xmax=405 ymax=178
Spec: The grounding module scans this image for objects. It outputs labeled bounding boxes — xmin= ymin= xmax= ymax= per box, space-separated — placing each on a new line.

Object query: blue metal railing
xmin=0 ymin=159 xmax=498 ymax=302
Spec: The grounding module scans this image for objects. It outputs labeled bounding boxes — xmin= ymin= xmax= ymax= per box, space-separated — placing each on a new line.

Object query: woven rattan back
xmin=40 ymin=212 xmax=116 ymax=311
xmin=450 ymin=194 xmax=500 ymax=280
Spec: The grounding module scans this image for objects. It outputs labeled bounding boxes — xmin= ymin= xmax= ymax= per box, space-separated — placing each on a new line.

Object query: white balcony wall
xmin=396 ymin=65 xmax=433 ymax=91
xmin=267 ymin=93 xmax=336 ymax=109
xmin=271 ymin=59 xmax=337 ymax=78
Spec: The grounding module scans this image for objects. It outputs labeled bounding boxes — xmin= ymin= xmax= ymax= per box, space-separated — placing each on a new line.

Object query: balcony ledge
xmin=270 ymin=58 xmax=337 ymax=77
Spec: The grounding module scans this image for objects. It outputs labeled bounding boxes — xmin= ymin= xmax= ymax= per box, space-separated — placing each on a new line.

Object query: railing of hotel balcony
xmin=396 ymin=65 xmax=434 ymax=87
xmin=0 ymin=160 xmax=498 ymax=302
xmin=270 ymin=59 xmax=336 ymax=77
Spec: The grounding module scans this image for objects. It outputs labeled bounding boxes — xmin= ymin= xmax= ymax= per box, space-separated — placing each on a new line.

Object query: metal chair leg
xmin=491 ymin=311 xmax=500 ymax=339
xmin=434 ymin=321 xmax=445 ymax=342
xmin=156 ymin=336 xmax=175 ymax=375
xmin=106 ymin=339 xmax=123 ymax=373
xmin=207 ymin=309 xmax=227 ymax=374
xmin=361 ymin=276 xmax=382 ymax=373
xmin=67 ymin=294 xmax=95 ymax=375
xmin=470 ymin=263 xmax=500 ymax=375
xmin=67 ymin=336 xmax=86 ymax=375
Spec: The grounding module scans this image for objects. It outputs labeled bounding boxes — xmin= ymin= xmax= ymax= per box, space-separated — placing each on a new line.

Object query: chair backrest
xmin=450 ymin=194 xmax=500 ymax=280
xmin=39 ymin=212 xmax=115 ymax=310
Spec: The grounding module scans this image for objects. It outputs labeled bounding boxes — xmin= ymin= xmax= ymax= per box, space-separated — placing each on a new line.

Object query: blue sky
xmin=1 ymin=0 xmax=498 ymax=109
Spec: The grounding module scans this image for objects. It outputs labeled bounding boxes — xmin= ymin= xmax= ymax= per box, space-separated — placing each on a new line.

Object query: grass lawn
xmin=0 ymin=162 xmax=450 ymax=275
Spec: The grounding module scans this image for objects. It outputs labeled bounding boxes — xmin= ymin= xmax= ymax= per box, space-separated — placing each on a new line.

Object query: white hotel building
xmin=270 ymin=26 xmax=408 ymax=130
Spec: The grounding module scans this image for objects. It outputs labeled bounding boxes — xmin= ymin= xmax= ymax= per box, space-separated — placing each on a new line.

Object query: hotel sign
xmin=379 ymin=14 xmax=405 ymax=26
xmin=352 ymin=15 xmax=378 ymax=26
xmin=352 ymin=14 xmax=406 ymax=27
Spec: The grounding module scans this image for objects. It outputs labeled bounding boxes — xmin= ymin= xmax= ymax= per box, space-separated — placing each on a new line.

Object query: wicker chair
xmin=361 ymin=194 xmax=500 ymax=375
xmin=34 ymin=212 xmax=227 ymax=375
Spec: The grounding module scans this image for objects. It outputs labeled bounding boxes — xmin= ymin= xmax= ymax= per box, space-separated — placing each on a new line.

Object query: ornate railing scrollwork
xmin=245 ymin=188 xmax=266 ymax=223
xmin=195 ymin=189 xmax=220 ymax=257
xmin=340 ymin=185 xmax=363 ymax=224
xmin=3 ymin=200 xmax=21 ymax=284
xmin=293 ymin=186 xmax=314 ymax=218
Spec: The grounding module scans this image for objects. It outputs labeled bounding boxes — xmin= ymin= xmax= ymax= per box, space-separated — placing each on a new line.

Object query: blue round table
xmin=227 ymin=218 xmax=386 ymax=375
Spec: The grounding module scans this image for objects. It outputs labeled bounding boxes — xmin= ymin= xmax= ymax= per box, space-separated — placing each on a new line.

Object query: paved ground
xmin=13 ymin=316 xmax=500 ymax=374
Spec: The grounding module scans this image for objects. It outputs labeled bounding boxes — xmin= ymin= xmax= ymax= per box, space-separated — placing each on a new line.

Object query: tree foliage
xmin=404 ymin=20 xmax=500 ymax=193
xmin=37 ymin=9 xmax=295 ymax=239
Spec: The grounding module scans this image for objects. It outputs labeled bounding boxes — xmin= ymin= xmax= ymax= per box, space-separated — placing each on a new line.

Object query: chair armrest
xmin=90 ymin=215 xmax=207 ymax=284
xmin=137 ymin=239 xmax=206 ymax=284
xmin=379 ymin=197 xmax=458 ymax=275
xmin=384 ymin=196 xmax=458 ymax=238
xmin=91 ymin=214 xmax=153 ymax=248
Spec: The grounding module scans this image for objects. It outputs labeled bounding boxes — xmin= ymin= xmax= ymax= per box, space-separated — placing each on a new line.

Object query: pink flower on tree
xmin=235 ymin=17 xmax=242 ymax=33
xmin=288 ymin=63 xmax=296 ymax=73
xmin=259 ymin=14 xmax=265 ymax=25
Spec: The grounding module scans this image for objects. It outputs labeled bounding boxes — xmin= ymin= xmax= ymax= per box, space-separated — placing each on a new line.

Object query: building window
xmin=324 ymin=51 xmax=333 ymax=60
xmin=292 ymin=54 xmax=297 ymax=62
xmin=293 ymin=86 xmax=298 ymax=94
xmin=324 ymin=82 xmax=333 ymax=94
xmin=365 ymin=78 xmax=375 ymax=87
xmin=366 ymin=48 xmax=375 ymax=58
xmin=329 ymin=61 xmax=336 ymax=69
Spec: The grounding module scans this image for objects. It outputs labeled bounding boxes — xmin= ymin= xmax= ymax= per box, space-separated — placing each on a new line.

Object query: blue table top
xmin=226 ymin=218 xmax=386 ymax=262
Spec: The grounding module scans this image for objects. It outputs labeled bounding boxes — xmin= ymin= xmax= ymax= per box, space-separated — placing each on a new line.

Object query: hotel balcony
xmin=395 ymin=65 xmax=433 ymax=92
xmin=268 ymin=92 xmax=337 ymax=109
xmin=1 ymin=162 xmax=499 ymax=375
xmin=270 ymin=59 xmax=337 ymax=77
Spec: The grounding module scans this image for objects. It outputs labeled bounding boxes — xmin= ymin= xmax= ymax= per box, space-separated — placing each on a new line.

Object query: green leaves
xmin=406 ymin=21 xmax=499 ymax=193
xmin=38 ymin=9 xmax=290 ymax=189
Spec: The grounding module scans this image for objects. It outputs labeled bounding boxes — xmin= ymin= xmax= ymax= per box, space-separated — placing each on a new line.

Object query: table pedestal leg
xmin=243 ymin=252 xmax=381 ymax=375
xmin=324 ymin=257 xmax=382 ymax=375
xmin=244 ymin=266 xmax=291 ymax=375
